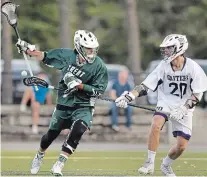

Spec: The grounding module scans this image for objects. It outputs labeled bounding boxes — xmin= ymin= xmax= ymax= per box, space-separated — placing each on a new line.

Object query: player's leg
xmin=161 ymin=117 xmax=191 ymax=176
xmin=51 ymin=107 xmax=93 ymax=176
xmin=31 ymin=100 xmax=40 ymax=134
xmin=161 ymin=136 xmax=189 ymax=176
xmin=138 ymin=113 xmax=167 ymax=175
xmin=111 ymin=102 xmax=119 ymax=131
xmin=31 ymin=108 xmax=67 ymax=174
xmin=125 ymin=106 xmax=132 ymax=129
xmin=20 ymin=87 xmax=33 ymax=112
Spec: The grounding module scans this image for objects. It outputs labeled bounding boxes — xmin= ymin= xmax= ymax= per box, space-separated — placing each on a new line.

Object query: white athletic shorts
xmin=154 ymin=101 xmax=193 ymax=140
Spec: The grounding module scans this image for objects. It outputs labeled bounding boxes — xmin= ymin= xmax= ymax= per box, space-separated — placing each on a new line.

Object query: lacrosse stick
xmin=23 ymin=76 xmax=158 ymax=111
xmin=1 ymin=1 xmax=38 ymax=91
xmin=98 ymin=96 xmax=190 ymax=128
xmin=23 ymin=76 xmax=76 ymax=96
xmin=102 ymin=96 xmax=193 ymax=129
xmin=22 ymin=76 xmax=186 ymax=126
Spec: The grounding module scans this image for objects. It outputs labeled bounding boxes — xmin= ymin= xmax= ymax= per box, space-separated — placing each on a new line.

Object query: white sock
xmin=148 ymin=150 xmax=156 ymax=163
xmin=37 ymin=150 xmax=45 ymax=158
xmin=58 ymin=153 xmax=68 ymax=163
xmin=163 ymin=156 xmax=174 ymax=166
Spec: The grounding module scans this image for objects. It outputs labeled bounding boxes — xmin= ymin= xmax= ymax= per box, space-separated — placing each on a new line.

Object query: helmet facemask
xmin=160 ymin=45 xmax=177 ymax=63
xmin=79 ymin=45 xmax=99 ymax=63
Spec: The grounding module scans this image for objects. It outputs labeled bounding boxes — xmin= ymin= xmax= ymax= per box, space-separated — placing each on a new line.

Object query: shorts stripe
xmin=154 ymin=112 xmax=168 ymax=120
xmin=173 ymin=131 xmax=191 ymax=140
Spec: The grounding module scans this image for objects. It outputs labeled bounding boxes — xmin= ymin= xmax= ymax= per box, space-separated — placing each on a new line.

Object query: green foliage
xmin=137 ymin=0 xmax=207 ymax=68
xmin=11 ymin=0 xmax=207 ymax=70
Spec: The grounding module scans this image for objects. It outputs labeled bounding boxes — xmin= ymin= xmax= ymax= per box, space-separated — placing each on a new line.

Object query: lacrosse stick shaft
xmin=13 ymin=26 xmax=38 ymax=91
xmin=47 ymin=85 xmax=64 ymax=91
xmin=98 ymin=96 xmax=156 ymax=111
xmin=98 ymin=96 xmax=189 ymax=127
xmin=13 ymin=26 xmax=20 ymax=39
xmin=22 ymin=51 xmax=38 ymax=91
xmin=1 ymin=2 xmax=38 ymax=91
xmin=14 ymin=26 xmax=38 ymax=91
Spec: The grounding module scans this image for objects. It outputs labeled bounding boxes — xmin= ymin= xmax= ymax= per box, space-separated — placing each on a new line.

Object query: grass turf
xmin=1 ymin=151 xmax=207 ymax=176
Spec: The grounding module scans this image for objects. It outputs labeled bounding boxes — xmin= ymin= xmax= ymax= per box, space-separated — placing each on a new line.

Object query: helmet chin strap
xmin=164 ymin=50 xmax=182 ymax=64
xmin=165 ymin=55 xmax=176 ymax=64
xmin=79 ymin=54 xmax=93 ymax=64
xmin=77 ymin=54 xmax=87 ymax=65
xmin=87 ymin=54 xmax=94 ymax=58
xmin=166 ymin=50 xmax=185 ymax=63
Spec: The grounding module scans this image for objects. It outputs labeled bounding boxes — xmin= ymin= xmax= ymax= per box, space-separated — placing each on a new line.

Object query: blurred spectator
xmin=20 ymin=72 xmax=52 ymax=134
xmin=110 ymin=70 xmax=132 ymax=132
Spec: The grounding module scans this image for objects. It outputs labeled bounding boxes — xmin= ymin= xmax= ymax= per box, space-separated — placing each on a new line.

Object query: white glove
xmin=67 ymin=79 xmax=82 ymax=89
xmin=169 ymin=105 xmax=188 ymax=121
xmin=115 ymin=91 xmax=136 ymax=108
xmin=63 ymin=72 xmax=82 ymax=90
xmin=16 ymin=39 xmax=36 ymax=53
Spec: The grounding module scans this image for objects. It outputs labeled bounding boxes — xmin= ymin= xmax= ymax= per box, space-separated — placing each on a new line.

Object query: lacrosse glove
xmin=115 ymin=91 xmax=136 ymax=108
xmin=16 ymin=39 xmax=36 ymax=54
xmin=63 ymin=72 xmax=82 ymax=89
xmin=169 ymin=105 xmax=188 ymax=122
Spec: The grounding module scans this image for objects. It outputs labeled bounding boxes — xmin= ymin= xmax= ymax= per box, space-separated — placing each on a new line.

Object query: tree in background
xmin=1 ymin=0 xmax=13 ymax=104
xmin=126 ymin=0 xmax=141 ymax=84
xmin=59 ymin=0 xmax=72 ymax=48
xmin=10 ymin=0 xmax=207 ymax=67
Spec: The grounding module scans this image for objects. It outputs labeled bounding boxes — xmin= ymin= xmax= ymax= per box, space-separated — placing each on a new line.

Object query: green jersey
xmin=42 ymin=48 xmax=108 ymax=107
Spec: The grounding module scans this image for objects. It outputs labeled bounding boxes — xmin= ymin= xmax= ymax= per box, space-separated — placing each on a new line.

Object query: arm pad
xmin=133 ymin=84 xmax=148 ymax=97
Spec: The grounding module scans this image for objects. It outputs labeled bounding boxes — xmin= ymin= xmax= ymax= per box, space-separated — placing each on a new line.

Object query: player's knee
xmin=151 ymin=116 xmax=165 ymax=131
xmin=40 ymin=129 xmax=60 ymax=149
xmin=151 ymin=122 xmax=162 ymax=132
xmin=62 ymin=119 xmax=88 ymax=154
xmin=32 ymin=101 xmax=40 ymax=109
xmin=176 ymin=144 xmax=186 ymax=153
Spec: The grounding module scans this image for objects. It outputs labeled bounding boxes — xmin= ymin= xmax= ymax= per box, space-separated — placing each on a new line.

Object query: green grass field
xmin=1 ymin=150 xmax=207 ymax=176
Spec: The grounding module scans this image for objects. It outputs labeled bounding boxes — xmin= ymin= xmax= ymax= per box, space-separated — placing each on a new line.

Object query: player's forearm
xmin=130 ymin=84 xmax=149 ymax=97
xmin=26 ymin=49 xmax=45 ymax=61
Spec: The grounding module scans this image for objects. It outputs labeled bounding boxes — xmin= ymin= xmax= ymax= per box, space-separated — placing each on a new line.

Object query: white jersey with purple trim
xmin=142 ymin=58 xmax=207 ymax=130
xmin=142 ymin=57 xmax=207 ymax=111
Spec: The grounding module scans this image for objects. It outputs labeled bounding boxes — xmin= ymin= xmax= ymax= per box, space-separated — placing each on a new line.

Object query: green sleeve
xmin=42 ymin=48 xmax=68 ymax=70
xmin=83 ymin=65 xmax=108 ymax=96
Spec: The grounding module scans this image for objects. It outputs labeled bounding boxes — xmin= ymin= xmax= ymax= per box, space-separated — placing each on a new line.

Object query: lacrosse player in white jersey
xmin=115 ymin=34 xmax=207 ymax=176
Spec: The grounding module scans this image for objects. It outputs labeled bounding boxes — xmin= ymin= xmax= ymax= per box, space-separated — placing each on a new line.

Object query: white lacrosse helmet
xmin=160 ymin=34 xmax=188 ymax=63
xmin=74 ymin=30 xmax=99 ymax=63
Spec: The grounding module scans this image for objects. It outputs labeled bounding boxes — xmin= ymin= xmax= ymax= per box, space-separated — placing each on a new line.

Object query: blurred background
xmin=1 ymin=0 xmax=207 ymax=175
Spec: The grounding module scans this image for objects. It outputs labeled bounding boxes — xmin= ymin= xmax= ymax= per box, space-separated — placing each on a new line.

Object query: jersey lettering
xmin=156 ymin=106 xmax=163 ymax=111
xmin=167 ymin=75 xmax=188 ymax=82
xmin=67 ymin=65 xmax=85 ymax=78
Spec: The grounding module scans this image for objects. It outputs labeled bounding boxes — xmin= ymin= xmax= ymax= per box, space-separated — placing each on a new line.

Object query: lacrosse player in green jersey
xmin=16 ymin=30 xmax=108 ymax=176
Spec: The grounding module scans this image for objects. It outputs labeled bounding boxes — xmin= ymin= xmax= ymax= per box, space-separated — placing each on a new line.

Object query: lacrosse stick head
xmin=1 ymin=1 xmax=19 ymax=27
xmin=23 ymin=76 xmax=49 ymax=88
